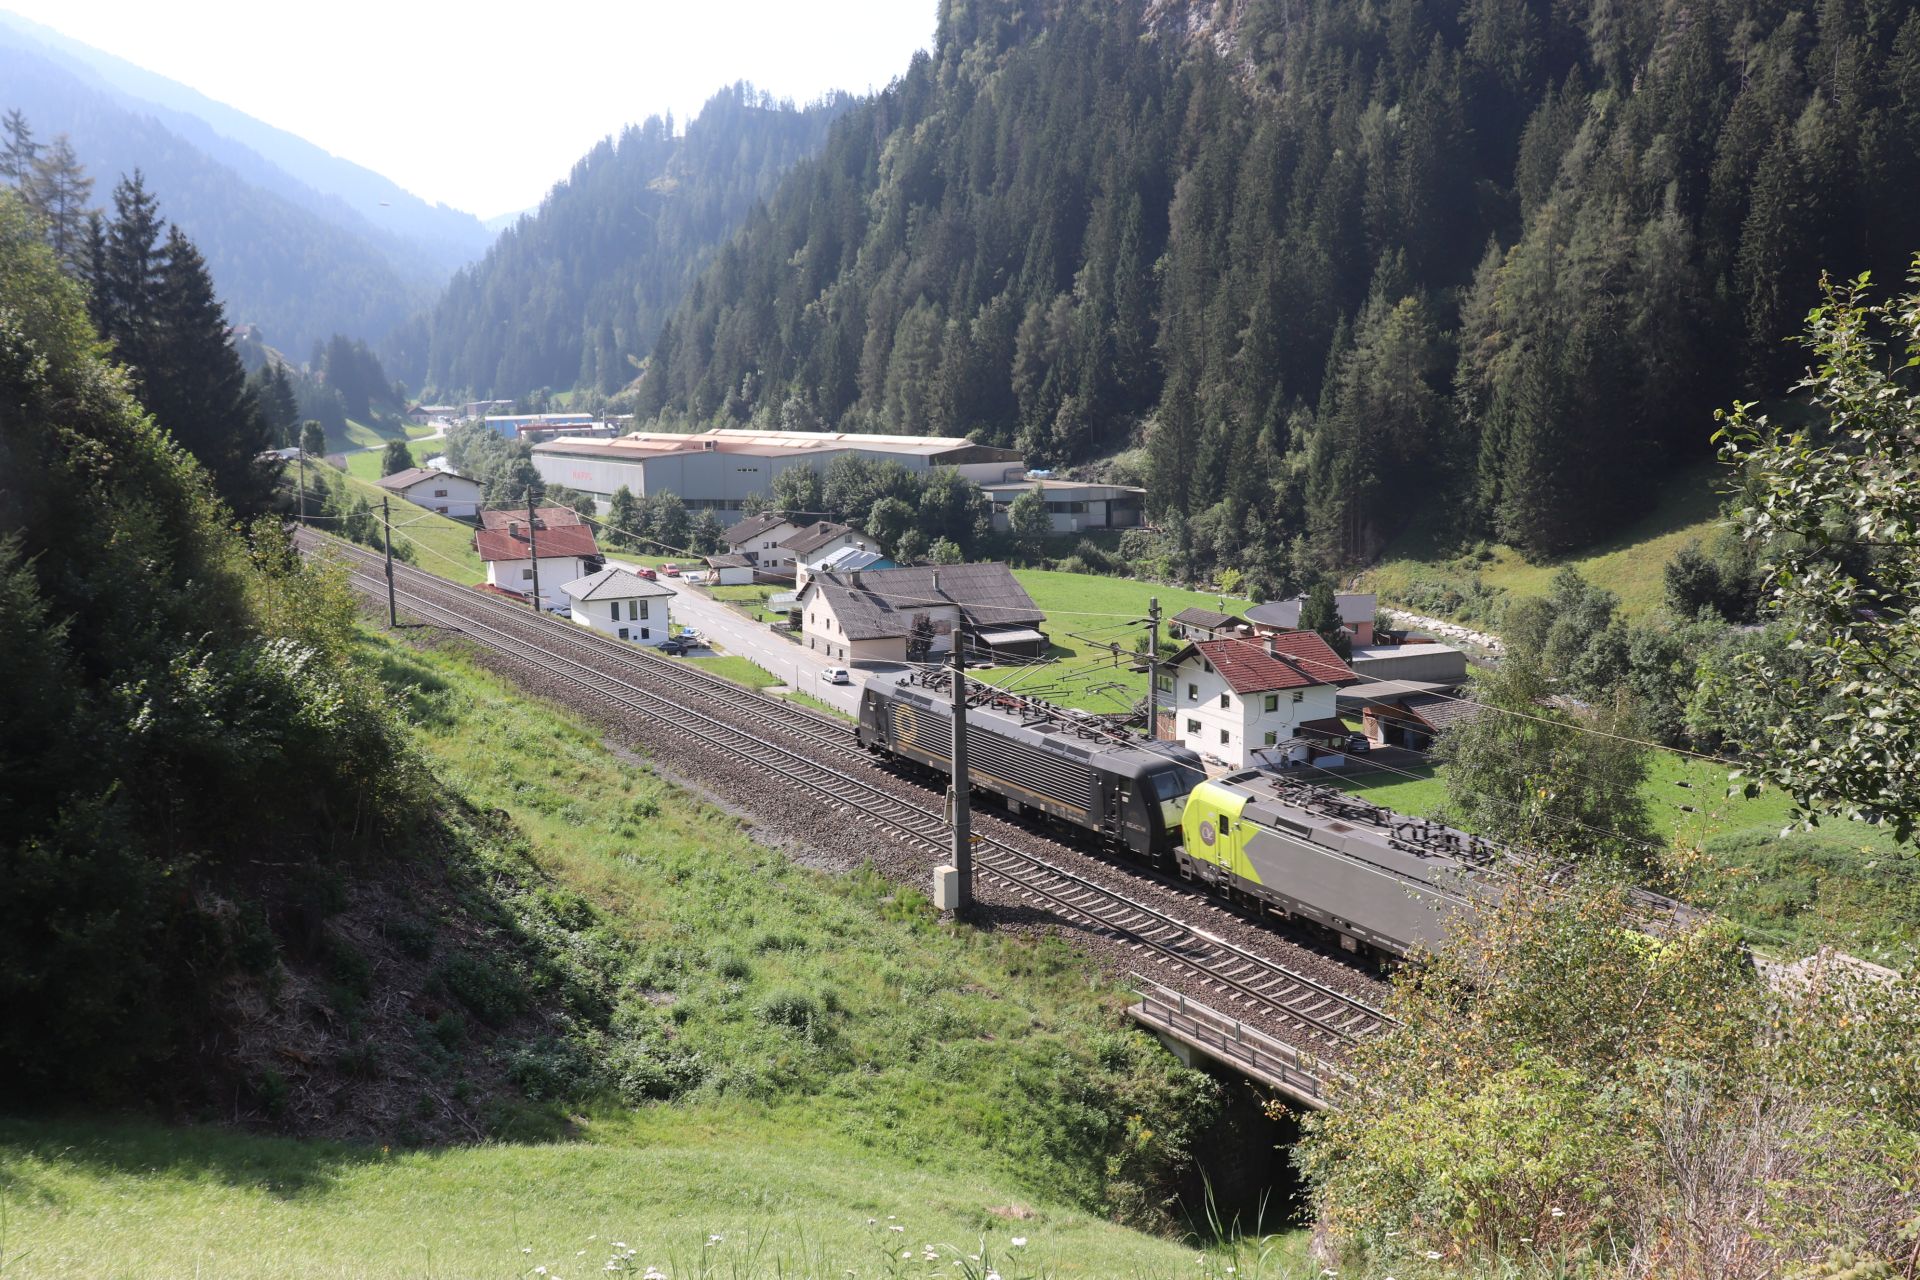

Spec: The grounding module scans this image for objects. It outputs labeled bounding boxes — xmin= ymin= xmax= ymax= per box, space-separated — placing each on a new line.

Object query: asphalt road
xmin=602 ymin=558 xmax=870 ymax=715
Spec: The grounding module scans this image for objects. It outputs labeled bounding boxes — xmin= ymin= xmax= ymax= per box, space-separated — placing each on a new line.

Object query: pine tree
xmin=25 ymin=135 xmax=92 ymax=268
xmin=101 ymin=172 xmax=164 ymax=375
xmin=0 ymin=110 xmax=35 ymax=189
xmin=379 ymin=439 xmax=414 ymax=476
xmin=300 ymin=420 xmax=327 ymax=458
xmin=607 ymin=485 xmax=640 ymax=545
xmin=144 ymin=225 xmax=274 ymax=516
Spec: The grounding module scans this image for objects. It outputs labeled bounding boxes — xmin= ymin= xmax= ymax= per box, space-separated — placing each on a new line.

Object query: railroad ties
xmin=299 ymin=530 xmax=1389 ymax=1104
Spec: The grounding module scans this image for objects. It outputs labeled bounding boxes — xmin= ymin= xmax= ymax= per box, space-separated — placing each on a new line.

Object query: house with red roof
xmin=1157 ymin=632 xmax=1358 ymax=768
xmin=474 ymin=507 xmax=601 ymax=611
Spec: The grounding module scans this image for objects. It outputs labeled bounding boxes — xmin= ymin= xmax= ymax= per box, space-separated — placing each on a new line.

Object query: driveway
xmin=603 ymin=558 xmax=868 ymax=715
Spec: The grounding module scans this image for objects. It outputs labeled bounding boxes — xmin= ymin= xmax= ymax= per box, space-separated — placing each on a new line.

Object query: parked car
xmin=633 ymin=566 xmax=658 ymax=580
xmin=677 ymin=628 xmax=703 ymax=644
xmin=661 ymin=563 xmax=681 ymax=576
xmin=823 ymin=667 xmax=851 ymax=685
xmin=658 ymin=636 xmax=692 ymax=656
xmin=1346 ymin=734 xmax=1372 ymax=754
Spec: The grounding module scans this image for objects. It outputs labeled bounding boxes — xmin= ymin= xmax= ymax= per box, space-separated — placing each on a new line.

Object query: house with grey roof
xmin=1169 ymin=606 xmax=1245 ymax=641
xmin=796 ymin=563 xmax=1048 ymax=664
xmin=1246 ymin=592 xmax=1379 ymax=645
xmin=720 ymin=512 xmax=803 ymax=573
xmin=559 ymin=567 xmax=674 ymax=645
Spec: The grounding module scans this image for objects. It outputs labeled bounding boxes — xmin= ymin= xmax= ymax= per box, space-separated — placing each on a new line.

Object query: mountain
xmin=406 ymin=83 xmax=854 ymax=398
xmin=0 ymin=11 xmax=492 ymax=275
xmin=0 ymin=14 xmax=486 ymax=358
xmin=631 ymin=0 xmax=1920 ymax=586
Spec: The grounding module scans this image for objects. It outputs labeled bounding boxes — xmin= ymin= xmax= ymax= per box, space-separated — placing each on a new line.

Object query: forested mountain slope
xmin=635 ymin=0 xmax=1920 ymax=584
xmin=406 ymin=84 xmax=853 ymax=397
xmin=0 ymin=11 xmax=493 ymax=277
xmin=0 ymin=31 xmax=441 ymax=356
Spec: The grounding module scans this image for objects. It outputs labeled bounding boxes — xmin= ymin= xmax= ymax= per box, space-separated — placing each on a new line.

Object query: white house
xmin=474 ymin=507 xmax=601 ymax=610
xmin=797 ymin=563 xmax=1048 ymax=664
xmin=1157 ymin=632 xmax=1357 ymax=769
xmin=375 ymin=465 xmax=484 ymax=519
xmin=704 ymin=553 xmax=757 ymax=586
xmin=784 ymin=521 xmax=878 ymax=588
xmin=719 ymin=511 xmax=803 ymax=572
xmin=1245 ymin=592 xmax=1379 ymax=646
xmin=981 ymin=476 xmax=1148 ymax=534
xmin=560 ymin=567 xmax=674 ymax=645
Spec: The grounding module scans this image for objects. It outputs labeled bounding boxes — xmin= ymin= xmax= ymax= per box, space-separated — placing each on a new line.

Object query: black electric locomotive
xmin=857 ymin=676 xmax=1205 ymax=859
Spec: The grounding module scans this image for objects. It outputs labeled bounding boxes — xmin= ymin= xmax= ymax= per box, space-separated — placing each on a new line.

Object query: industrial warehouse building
xmin=980 ymin=476 xmax=1147 ymax=533
xmin=532 ymin=428 xmax=1025 ymax=510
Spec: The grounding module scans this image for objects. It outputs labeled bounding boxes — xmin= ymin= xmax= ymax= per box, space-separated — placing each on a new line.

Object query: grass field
xmin=333 ymin=415 xmax=438 ymax=455
xmin=343 ymin=438 xmax=437 ymax=482
xmin=707 ymin=582 xmax=788 ymax=624
xmin=676 ymin=654 xmax=781 ymax=688
xmin=1364 ymin=463 xmax=1729 ymax=620
xmin=321 ymin=466 xmax=485 ymax=582
xmin=1006 ymin=570 xmax=1252 ymax=713
xmin=0 ymin=632 xmax=1313 ymax=1277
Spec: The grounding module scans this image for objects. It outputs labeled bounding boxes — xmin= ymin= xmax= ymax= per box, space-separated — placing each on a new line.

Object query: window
xmin=434 ymin=489 xmax=448 ymax=498
xmin=522 ymin=568 xmax=534 ymax=581
xmin=640 ymin=627 xmax=650 ymax=639
xmin=1186 ymin=718 xmax=1200 ymax=735
xmin=1187 ymin=683 xmax=1198 ymax=700
xmin=610 ymin=601 xmax=621 ymax=620
xmin=1219 ymin=729 xmax=1230 ymax=745
xmin=1218 ymin=816 xmax=1230 ymax=838
xmin=1263 ymin=731 xmax=1277 ymax=746
xmin=436 ymin=506 xmax=448 ymax=513
xmin=638 ymin=601 xmax=648 ymax=620
xmin=1219 ymin=693 xmax=1230 ymax=709
xmin=1292 ymin=691 xmax=1304 ymax=703
xmin=618 ymin=627 xmax=629 ymax=640
xmin=1202 ymin=660 xmax=1213 ymax=673
xmin=1154 ymin=672 xmax=1173 ymax=693
xmin=1264 ymin=694 xmax=1279 ymax=712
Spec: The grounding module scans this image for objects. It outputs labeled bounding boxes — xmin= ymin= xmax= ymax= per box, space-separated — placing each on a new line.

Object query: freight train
xmin=1180 ymin=770 xmax=1704 ymax=961
xmin=856 ymin=674 xmax=1206 ymax=858
xmin=857 ymin=675 xmax=1701 ymax=962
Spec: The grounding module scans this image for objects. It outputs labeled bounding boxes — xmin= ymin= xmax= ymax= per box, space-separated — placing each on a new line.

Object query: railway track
xmin=301 ymin=532 xmax=1388 ymax=1052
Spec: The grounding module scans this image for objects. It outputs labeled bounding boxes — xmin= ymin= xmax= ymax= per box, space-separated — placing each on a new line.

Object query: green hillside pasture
xmin=324 ymin=467 xmax=484 ymax=582
xmin=334 ymin=414 xmax=437 ymax=454
xmin=677 ymin=653 xmax=780 ymax=688
xmin=343 ymin=437 xmax=436 ymax=482
xmin=1322 ymin=744 xmax=1917 ymax=961
xmin=1007 ymin=570 xmax=1252 ymax=714
xmin=1365 ymin=463 xmax=1728 ymax=620
xmin=0 ymin=1115 xmax=1293 ymax=1280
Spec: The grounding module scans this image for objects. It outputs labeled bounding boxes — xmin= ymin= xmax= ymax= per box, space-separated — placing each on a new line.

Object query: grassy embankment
xmin=1364 ymin=462 xmax=1727 ymax=621
xmin=707 ymin=581 xmax=788 ymax=624
xmin=0 ymin=631 xmax=1308 ymax=1279
xmin=323 ymin=466 xmax=486 ymax=582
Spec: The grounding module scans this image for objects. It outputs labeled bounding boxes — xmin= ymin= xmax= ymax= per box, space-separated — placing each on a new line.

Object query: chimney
xmin=1265 ymin=634 xmax=1277 ymax=658
xmin=931 ymin=569 xmax=939 ymax=595
xmin=851 ymin=570 xmax=863 ymax=588
xmin=508 ymin=521 xmax=520 ymax=538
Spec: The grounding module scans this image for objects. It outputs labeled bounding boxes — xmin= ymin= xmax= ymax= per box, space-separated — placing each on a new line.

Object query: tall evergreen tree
xmin=144 ymin=225 xmax=274 ymax=516
xmin=25 ymin=135 xmax=92 ymax=267
xmin=0 ymin=109 xmax=36 ymax=185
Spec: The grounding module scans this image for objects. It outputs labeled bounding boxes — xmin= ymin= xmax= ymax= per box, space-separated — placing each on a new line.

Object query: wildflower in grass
xmin=901 ymin=1249 xmax=912 ymax=1258
xmin=889 ymin=1225 xmax=905 ymax=1233
xmin=1009 ymin=1236 xmax=1026 ymax=1248
xmin=1550 ymin=1206 xmax=1565 ymax=1218
xmin=706 ymin=1234 xmax=723 ymax=1246
xmin=1424 ymin=1250 xmax=1442 ymax=1260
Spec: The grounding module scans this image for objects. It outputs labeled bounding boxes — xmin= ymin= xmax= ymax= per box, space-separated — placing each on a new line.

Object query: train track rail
xmin=302 ymin=532 xmax=1389 ymax=1051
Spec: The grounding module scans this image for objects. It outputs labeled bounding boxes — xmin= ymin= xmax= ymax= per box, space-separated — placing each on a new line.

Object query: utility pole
xmin=380 ymin=495 xmax=397 ymax=628
xmin=947 ymin=642 xmax=973 ymax=917
xmin=1145 ymin=596 xmax=1160 ymax=742
xmin=525 ymin=492 xmax=541 ymax=613
xmin=297 ymin=450 xmax=307 ymax=525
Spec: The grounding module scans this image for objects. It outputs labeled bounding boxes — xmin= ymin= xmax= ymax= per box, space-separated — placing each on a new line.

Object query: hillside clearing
xmin=1364 ymin=463 xmax=1729 ymax=621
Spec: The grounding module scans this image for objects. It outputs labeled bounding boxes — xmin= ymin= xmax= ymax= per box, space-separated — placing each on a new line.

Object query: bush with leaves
xmin=1718 ymin=260 xmax=1920 ymax=837
xmin=1298 ymin=872 xmax=1920 ymax=1277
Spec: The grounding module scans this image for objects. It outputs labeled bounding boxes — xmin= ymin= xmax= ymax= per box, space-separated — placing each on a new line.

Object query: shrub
xmin=433 ymin=951 xmax=529 ymax=1026
xmin=505 ymin=1036 xmax=599 ymax=1101
xmin=757 ymin=987 xmax=824 ymax=1031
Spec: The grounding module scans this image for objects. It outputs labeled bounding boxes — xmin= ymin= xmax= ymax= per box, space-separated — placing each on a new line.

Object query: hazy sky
xmin=7 ymin=1 xmax=938 ymax=219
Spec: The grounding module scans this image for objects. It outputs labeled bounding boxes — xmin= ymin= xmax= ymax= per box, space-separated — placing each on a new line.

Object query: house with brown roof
xmin=1169 ymin=606 xmax=1245 ymax=642
xmin=1158 ymin=632 xmax=1358 ymax=768
xmin=721 ymin=512 xmax=803 ymax=571
xmin=796 ymin=563 xmax=1047 ymax=665
xmin=375 ymin=465 xmax=482 ymax=518
xmin=785 ymin=521 xmax=880 ymax=588
xmin=474 ymin=508 xmax=601 ymax=611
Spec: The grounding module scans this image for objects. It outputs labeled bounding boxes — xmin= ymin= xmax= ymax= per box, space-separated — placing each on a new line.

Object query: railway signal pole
xmin=525 ymin=493 xmax=541 ymax=614
xmin=1145 ymin=596 xmax=1160 ymax=741
xmin=380 ymin=495 xmax=397 ymax=628
xmin=948 ymin=643 xmax=974 ymax=917
xmin=297 ymin=450 xmax=307 ymax=525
